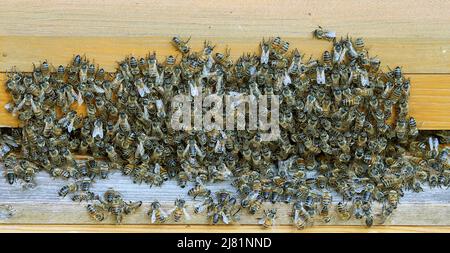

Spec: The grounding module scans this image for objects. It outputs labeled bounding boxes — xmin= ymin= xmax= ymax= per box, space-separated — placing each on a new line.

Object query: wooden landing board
xmin=1 ymin=36 xmax=450 ymax=74
xmin=0 ymin=172 xmax=450 ymax=226
xmin=1 ymin=0 xmax=450 ymax=39
xmin=0 ymin=73 xmax=449 ymax=129
xmin=1 ymin=0 xmax=450 ymax=232
xmin=2 ymin=225 xmax=450 ymax=233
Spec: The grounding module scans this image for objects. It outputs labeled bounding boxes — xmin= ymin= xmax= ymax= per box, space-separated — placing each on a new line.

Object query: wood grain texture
xmin=1 ymin=172 xmax=450 ymax=226
xmin=1 ymin=73 xmax=449 ymax=129
xmin=1 ymin=36 xmax=450 ymax=73
xmin=1 ymin=224 xmax=450 ymax=233
xmin=1 ymin=0 xmax=450 ymax=232
xmin=1 ymin=0 xmax=450 ymax=39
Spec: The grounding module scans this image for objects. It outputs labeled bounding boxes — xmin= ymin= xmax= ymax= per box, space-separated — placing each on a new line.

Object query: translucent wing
xmin=325 ymin=31 xmax=336 ymax=39
xmin=261 ymin=49 xmax=270 ymax=64
xmin=283 ymin=71 xmax=292 ymax=86
xmin=434 ymin=138 xmax=440 ymax=151
xmin=221 ymin=212 xmax=230 ymax=224
xmin=202 ymin=65 xmax=210 ymax=78
xmin=167 ymin=207 xmax=176 ymax=215
xmin=429 ymin=137 xmax=434 ymax=151
xmin=92 ymin=124 xmax=103 ymax=139
xmin=143 ymin=106 xmax=149 ymax=120
xmin=77 ymin=91 xmax=84 ymax=106
xmin=360 ymin=71 xmax=369 ymax=87
xmin=189 ymin=81 xmax=199 ymax=97
xmin=67 ymin=121 xmax=74 ymax=133
xmin=206 ymin=55 xmax=214 ymax=69
xmin=156 ymin=70 xmax=164 ymax=86
xmin=338 ymin=47 xmax=347 ymax=63
xmin=151 ymin=210 xmax=157 ymax=223
xmin=294 ymin=209 xmax=299 ymax=223
xmin=13 ymin=97 xmax=27 ymax=113
xmin=138 ymin=87 xmax=146 ymax=98
xmin=316 ymin=68 xmax=326 ymax=84
xmin=258 ymin=218 xmax=265 ymax=225
xmin=159 ymin=208 xmax=168 ymax=218
xmin=183 ymin=208 xmax=191 ymax=221
xmin=93 ymin=84 xmax=105 ymax=94
xmin=135 ymin=141 xmax=145 ymax=158
xmin=214 ymin=140 xmax=224 ymax=153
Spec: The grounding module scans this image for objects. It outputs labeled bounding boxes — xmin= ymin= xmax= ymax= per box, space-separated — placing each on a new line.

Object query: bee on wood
xmin=258 ymin=208 xmax=277 ymax=228
xmin=169 ymin=198 xmax=191 ymax=222
xmin=148 ymin=201 xmax=168 ymax=224
xmin=172 ymin=36 xmax=191 ymax=55
xmin=313 ymin=26 xmax=336 ymax=41
xmin=87 ymin=203 xmax=105 ymax=222
xmin=58 ymin=182 xmax=79 ymax=197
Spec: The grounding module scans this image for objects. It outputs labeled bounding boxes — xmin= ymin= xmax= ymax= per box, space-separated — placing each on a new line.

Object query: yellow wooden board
xmin=1 ymin=0 xmax=450 ymax=233
xmin=1 ymin=225 xmax=450 ymax=233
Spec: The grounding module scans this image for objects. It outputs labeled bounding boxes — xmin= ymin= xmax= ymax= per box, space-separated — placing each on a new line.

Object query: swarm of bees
xmin=1 ymin=28 xmax=449 ymax=228
xmin=86 ymin=188 xmax=142 ymax=224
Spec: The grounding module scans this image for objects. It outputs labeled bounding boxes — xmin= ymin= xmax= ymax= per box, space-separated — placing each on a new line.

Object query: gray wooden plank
xmin=1 ymin=171 xmax=450 ymax=225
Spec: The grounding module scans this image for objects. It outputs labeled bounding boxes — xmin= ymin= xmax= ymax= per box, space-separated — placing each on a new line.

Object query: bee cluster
xmin=87 ymin=188 xmax=142 ymax=223
xmin=1 ymin=28 xmax=449 ymax=228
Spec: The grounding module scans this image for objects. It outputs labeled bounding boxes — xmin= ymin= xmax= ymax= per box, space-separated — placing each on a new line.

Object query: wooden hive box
xmin=0 ymin=0 xmax=449 ymax=232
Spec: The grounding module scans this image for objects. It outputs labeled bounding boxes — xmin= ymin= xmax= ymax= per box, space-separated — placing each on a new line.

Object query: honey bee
xmin=188 ymin=180 xmax=211 ymax=199
xmin=258 ymin=208 xmax=277 ymax=228
xmin=215 ymin=48 xmax=233 ymax=69
xmin=58 ymin=182 xmax=78 ymax=197
xmin=319 ymin=190 xmax=332 ymax=223
xmin=313 ymin=26 xmax=336 ymax=41
xmin=336 ymin=202 xmax=351 ymax=220
xmin=169 ymin=198 xmax=191 ymax=222
xmin=148 ymin=201 xmax=168 ymax=224
xmin=292 ymin=201 xmax=312 ymax=230
xmin=87 ymin=203 xmax=105 ymax=222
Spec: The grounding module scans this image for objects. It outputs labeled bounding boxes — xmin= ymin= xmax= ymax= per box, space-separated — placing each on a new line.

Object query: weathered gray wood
xmin=1 ymin=171 xmax=449 ymax=225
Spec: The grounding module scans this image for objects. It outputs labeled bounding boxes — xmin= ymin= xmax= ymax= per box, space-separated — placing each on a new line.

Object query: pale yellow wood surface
xmin=1 ymin=0 xmax=450 ymax=39
xmin=1 ymin=36 xmax=450 ymax=73
xmin=1 ymin=224 xmax=450 ymax=233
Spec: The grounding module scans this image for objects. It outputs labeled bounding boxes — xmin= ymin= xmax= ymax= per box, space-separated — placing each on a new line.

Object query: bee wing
xmin=260 ymin=49 xmax=270 ymax=64
xmin=67 ymin=120 xmax=74 ymax=133
xmin=316 ymin=68 xmax=326 ymax=84
xmin=92 ymin=125 xmax=103 ymax=139
xmin=434 ymin=138 xmax=440 ymax=152
xmin=429 ymin=137 xmax=434 ymax=151
xmin=294 ymin=209 xmax=299 ymax=223
xmin=167 ymin=207 xmax=176 ymax=215
xmin=214 ymin=140 xmax=223 ymax=153
xmin=135 ymin=141 xmax=144 ymax=158
xmin=257 ymin=218 xmax=265 ymax=225
xmin=159 ymin=208 xmax=168 ymax=218
xmin=137 ymin=87 xmax=146 ymax=98
xmin=283 ymin=71 xmax=291 ymax=86
xmin=360 ymin=71 xmax=369 ymax=87
xmin=14 ymin=97 xmax=27 ymax=112
xmin=183 ymin=208 xmax=191 ymax=221
xmin=194 ymin=204 xmax=206 ymax=214
xmin=221 ymin=212 xmax=230 ymax=224
xmin=338 ymin=47 xmax=347 ymax=63
xmin=326 ymin=31 xmax=336 ymax=39
xmin=77 ymin=90 xmax=84 ymax=106
xmin=93 ymin=84 xmax=105 ymax=94
xmin=150 ymin=210 xmax=157 ymax=223
xmin=143 ymin=106 xmax=149 ymax=120
xmin=189 ymin=81 xmax=199 ymax=97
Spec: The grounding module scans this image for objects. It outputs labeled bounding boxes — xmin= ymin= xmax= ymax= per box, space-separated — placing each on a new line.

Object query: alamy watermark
xmin=170 ymin=93 xmax=280 ymax=141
